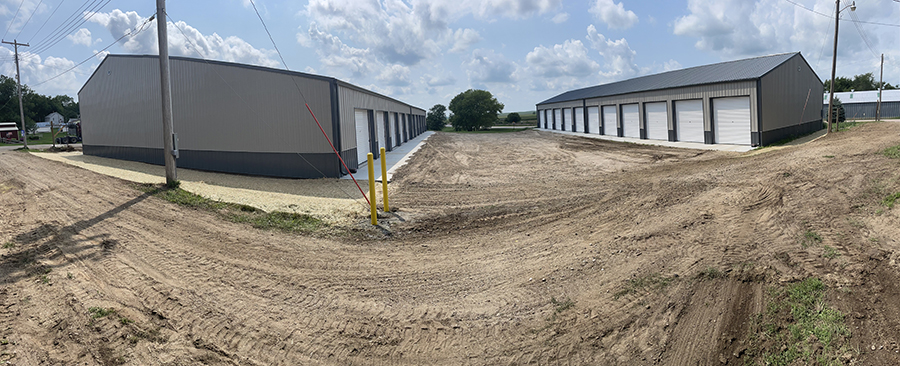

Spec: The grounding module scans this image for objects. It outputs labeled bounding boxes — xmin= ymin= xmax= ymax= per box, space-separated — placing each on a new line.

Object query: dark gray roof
xmin=538 ymin=52 xmax=800 ymax=105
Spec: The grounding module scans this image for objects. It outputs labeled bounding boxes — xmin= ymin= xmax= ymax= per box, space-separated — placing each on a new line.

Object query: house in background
xmin=0 ymin=122 xmax=20 ymax=140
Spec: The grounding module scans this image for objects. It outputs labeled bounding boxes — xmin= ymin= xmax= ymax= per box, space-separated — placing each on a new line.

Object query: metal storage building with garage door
xmin=79 ymin=54 xmax=425 ymax=178
xmin=535 ymin=52 xmax=823 ymax=147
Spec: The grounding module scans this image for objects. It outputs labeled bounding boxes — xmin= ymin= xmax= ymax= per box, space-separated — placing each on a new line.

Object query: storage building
xmin=823 ymin=90 xmax=900 ymax=120
xmin=536 ymin=52 xmax=823 ymax=147
xmin=79 ymin=54 xmax=426 ymax=178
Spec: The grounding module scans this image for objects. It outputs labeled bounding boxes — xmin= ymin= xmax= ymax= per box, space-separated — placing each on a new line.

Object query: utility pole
xmin=826 ymin=0 xmax=841 ymax=134
xmin=156 ymin=0 xmax=177 ymax=185
xmin=2 ymin=39 xmax=29 ymax=148
xmin=877 ymin=53 xmax=883 ymax=121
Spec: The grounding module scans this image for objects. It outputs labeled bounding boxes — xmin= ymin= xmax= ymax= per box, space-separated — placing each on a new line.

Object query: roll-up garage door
xmin=543 ymin=110 xmax=549 ymax=129
xmin=554 ymin=109 xmax=562 ymax=131
xmin=622 ymin=104 xmax=640 ymax=138
xmin=587 ymin=107 xmax=600 ymax=134
xmin=575 ymin=107 xmax=584 ymax=132
xmin=355 ymin=109 xmax=369 ymax=166
xmin=574 ymin=108 xmax=584 ymax=132
xmin=602 ymin=106 xmax=617 ymax=136
xmin=376 ymin=111 xmax=386 ymax=152
xmin=713 ymin=96 xmax=751 ymax=145
xmin=675 ymin=100 xmax=704 ymax=143
xmin=645 ymin=102 xmax=668 ymax=141
xmin=537 ymin=110 xmax=543 ymax=128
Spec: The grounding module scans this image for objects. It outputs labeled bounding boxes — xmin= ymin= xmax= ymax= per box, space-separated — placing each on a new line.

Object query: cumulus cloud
xmin=525 ymin=40 xmax=599 ymax=78
xmin=586 ymin=24 xmax=639 ymax=79
xmin=0 ymin=49 xmax=78 ymax=96
xmin=66 ymin=28 xmax=93 ymax=46
xmin=450 ymin=28 xmax=481 ymax=53
xmin=0 ymin=0 xmax=48 ymax=36
xmin=465 ymin=48 xmax=517 ymax=84
xmin=589 ymin=0 xmax=638 ymax=30
xmin=424 ymin=73 xmax=456 ymax=87
xmin=305 ymin=23 xmax=374 ymax=77
xmin=377 ymin=64 xmax=411 ymax=86
xmin=87 ymin=9 xmax=279 ymax=68
xmin=551 ymin=12 xmax=569 ymax=23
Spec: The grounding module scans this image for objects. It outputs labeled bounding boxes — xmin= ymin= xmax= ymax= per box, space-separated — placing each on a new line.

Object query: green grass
xmin=882 ymin=144 xmax=900 ymax=159
xmin=88 ymin=307 xmax=117 ymax=318
xmin=0 ymin=132 xmax=66 ymax=146
xmin=613 ymin=273 xmax=676 ymax=299
xmin=823 ymin=245 xmax=840 ymax=259
xmin=550 ymin=297 xmax=575 ymax=313
xmin=746 ymin=278 xmax=851 ymax=366
xmin=2 ymin=242 xmax=13 ymax=249
xmin=696 ymin=266 xmax=723 ymax=280
xmin=882 ymin=191 xmax=900 ymax=209
xmin=440 ymin=126 xmax=532 ymax=133
xmin=135 ymin=184 xmax=325 ymax=234
xmin=836 ymin=120 xmax=862 ymax=131
xmin=801 ymin=230 xmax=823 ymax=248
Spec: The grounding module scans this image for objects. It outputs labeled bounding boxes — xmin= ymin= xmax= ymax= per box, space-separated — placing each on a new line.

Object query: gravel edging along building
xmin=79 ymin=54 xmax=426 ymax=179
xmin=536 ymin=52 xmax=823 ymax=147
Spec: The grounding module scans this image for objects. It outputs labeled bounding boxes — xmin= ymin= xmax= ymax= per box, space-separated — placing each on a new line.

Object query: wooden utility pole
xmin=877 ymin=53 xmax=883 ymax=121
xmin=826 ymin=0 xmax=841 ymax=134
xmin=156 ymin=0 xmax=177 ymax=185
xmin=2 ymin=39 xmax=29 ymax=148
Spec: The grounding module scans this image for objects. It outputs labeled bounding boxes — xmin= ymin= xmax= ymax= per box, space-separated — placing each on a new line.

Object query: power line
xmin=29 ymin=0 xmax=112 ymax=55
xmin=27 ymin=0 xmax=67 ymax=43
xmin=848 ymin=10 xmax=879 ymax=58
xmin=782 ymin=0 xmax=900 ymax=27
xmin=29 ymin=0 xmax=99 ymax=48
xmin=14 ymin=0 xmax=46 ymax=40
xmin=30 ymin=13 xmax=154 ymax=87
xmin=2 ymin=0 xmax=27 ymax=40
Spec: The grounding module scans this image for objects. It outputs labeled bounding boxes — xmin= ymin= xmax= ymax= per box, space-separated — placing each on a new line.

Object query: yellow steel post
xmin=368 ymin=153 xmax=377 ymax=225
xmin=380 ymin=147 xmax=389 ymax=212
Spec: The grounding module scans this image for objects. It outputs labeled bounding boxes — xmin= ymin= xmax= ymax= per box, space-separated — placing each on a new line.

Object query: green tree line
xmin=825 ymin=72 xmax=896 ymax=92
xmin=0 ymin=74 xmax=80 ymax=132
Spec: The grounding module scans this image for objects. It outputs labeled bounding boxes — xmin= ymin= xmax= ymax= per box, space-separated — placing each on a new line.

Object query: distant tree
xmin=505 ymin=112 xmax=521 ymax=124
xmin=828 ymin=97 xmax=845 ymax=123
xmin=824 ymin=72 xmax=893 ymax=92
xmin=448 ymin=89 xmax=504 ymax=131
xmin=426 ymin=104 xmax=447 ymax=131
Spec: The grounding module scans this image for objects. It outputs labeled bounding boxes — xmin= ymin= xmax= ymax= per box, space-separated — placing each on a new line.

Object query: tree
xmin=829 ymin=97 xmax=845 ymax=124
xmin=824 ymin=72 xmax=897 ymax=92
xmin=448 ymin=89 xmax=504 ymax=131
xmin=426 ymin=104 xmax=447 ymax=131
xmin=0 ymin=74 xmax=79 ymax=133
xmin=505 ymin=112 xmax=521 ymax=124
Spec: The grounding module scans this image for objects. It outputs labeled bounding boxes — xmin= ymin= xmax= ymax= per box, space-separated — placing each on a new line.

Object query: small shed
xmin=0 ymin=122 xmax=19 ymax=140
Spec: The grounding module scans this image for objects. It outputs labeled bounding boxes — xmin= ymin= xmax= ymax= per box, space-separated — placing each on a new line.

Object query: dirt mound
xmin=1 ymin=124 xmax=899 ymax=364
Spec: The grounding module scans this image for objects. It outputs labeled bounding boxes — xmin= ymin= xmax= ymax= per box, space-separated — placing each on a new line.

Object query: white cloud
xmin=0 ymin=49 xmax=78 ymax=96
xmin=465 ymin=48 xmax=517 ymax=84
xmin=551 ymin=12 xmax=569 ymax=23
xmin=589 ymin=0 xmax=638 ymax=30
xmin=424 ymin=73 xmax=456 ymax=87
xmin=450 ymin=28 xmax=481 ymax=53
xmin=66 ymin=28 xmax=93 ymax=47
xmin=525 ymin=40 xmax=599 ymax=78
xmin=305 ymin=23 xmax=374 ymax=77
xmin=377 ymin=64 xmax=411 ymax=86
xmin=586 ymin=24 xmax=639 ymax=79
xmin=663 ymin=59 xmax=682 ymax=72
xmin=0 ymin=0 xmax=48 ymax=36
xmin=87 ymin=9 xmax=279 ymax=68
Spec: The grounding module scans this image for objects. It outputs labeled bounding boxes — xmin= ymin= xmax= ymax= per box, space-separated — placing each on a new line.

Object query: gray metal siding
xmin=80 ymin=56 xmax=334 ymax=154
xmin=759 ymin=54 xmax=823 ymax=132
xmin=337 ymin=85 xmax=423 ymax=154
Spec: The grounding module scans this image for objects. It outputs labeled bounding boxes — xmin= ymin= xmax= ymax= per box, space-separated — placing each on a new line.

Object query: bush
xmin=426 ymin=104 xmax=447 ymax=131
xmin=505 ymin=112 xmax=521 ymax=124
xmin=449 ymin=89 xmax=504 ymax=131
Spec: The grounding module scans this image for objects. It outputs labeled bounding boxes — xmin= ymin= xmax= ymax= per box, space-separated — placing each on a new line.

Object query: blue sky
xmin=1 ymin=0 xmax=899 ymax=113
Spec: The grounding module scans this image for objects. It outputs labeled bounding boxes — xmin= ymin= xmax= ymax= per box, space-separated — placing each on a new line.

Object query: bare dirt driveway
xmin=2 ymin=123 xmax=900 ymax=365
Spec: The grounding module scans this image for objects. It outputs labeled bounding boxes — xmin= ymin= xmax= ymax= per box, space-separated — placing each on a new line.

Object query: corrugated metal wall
xmin=821 ymin=101 xmax=900 ymax=120
xmin=79 ymin=55 xmax=334 ymax=154
xmin=336 ymin=84 xmax=425 ymax=165
xmin=759 ymin=54 xmax=823 ymax=131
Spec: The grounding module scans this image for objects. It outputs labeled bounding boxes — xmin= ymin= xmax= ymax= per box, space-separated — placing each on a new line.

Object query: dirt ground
xmin=1 ymin=123 xmax=900 ymax=365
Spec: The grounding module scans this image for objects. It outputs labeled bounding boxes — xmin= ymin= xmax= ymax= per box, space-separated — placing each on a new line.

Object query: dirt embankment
xmin=1 ymin=123 xmax=899 ymax=365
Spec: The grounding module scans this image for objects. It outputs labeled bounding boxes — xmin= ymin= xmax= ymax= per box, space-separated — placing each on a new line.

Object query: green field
xmin=0 ymin=131 xmax=71 ymax=146
xmin=497 ymin=110 xmax=538 ymax=125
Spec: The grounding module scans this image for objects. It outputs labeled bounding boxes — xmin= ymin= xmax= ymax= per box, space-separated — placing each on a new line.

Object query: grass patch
xmin=882 ymin=144 xmax=900 ymax=159
xmin=800 ymin=230 xmax=823 ymax=248
xmin=745 ymin=278 xmax=851 ymax=366
xmin=440 ymin=126 xmax=532 ymax=133
xmin=550 ymin=297 xmax=575 ymax=313
xmin=823 ymin=246 xmax=840 ymax=259
xmin=696 ymin=266 xmax=723 ymax=281
xmin=837 ymin=120 xmax=861 ymax=131
xmin=135 ymin=184 xmax=325 ymax=234
xmin=2 ymin=242 xmax=13 ymax=249
xmin=88 ymin=307 xmax=117 ymax=318
xmin=882 ymin=191 xmax=900 ymax=209
xmin=614 ymin=273 xmax=676 ymax=299
xmin=823 ymin=155 xmax=835 ymax=159
xmin=0 ymin=132 xmax=62 ymax=146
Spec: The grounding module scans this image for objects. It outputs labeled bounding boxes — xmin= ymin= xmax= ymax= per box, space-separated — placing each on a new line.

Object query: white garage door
xmin=355 ymin=109 xmax=369 ymax=166
xmin=574 ymin=107 xmax=584 ymax=133
xmin=375 ymin=111 xmax=386 ymax=152
xmin=587 ymin=107 xmax=600 ymax=134
xmin=713 ymin=96 xmax=752 ymax=145
xmin=554 ymin=109 xmax=562 ymax=130
xmin=645 ymin=102 xmax=668 ymax=141
xmin=537 ymin=110 xmax=543 ymax=128
xmin=602 ymin=105 xmax=617 ymax=136
xmin=622 ymin=104 xmax=640 ymax=138
xmin=388 ymin=113 xmax=397 ymax=148
xmin=675 ymin=100 xmax=704 ymax=143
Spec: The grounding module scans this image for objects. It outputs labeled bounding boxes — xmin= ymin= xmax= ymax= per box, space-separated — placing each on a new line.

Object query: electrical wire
xmin=782 ymin=0 xmax=900 ymax=27
xmin=27 ymin=0 xmax=98 ymax=48
xmin=13 ymin=0 xmax=45 ymax=40
xmin=26 ymin=0 xmax=66 ymax=43
xmin=165 ymin=12 xmax=372 ymax=210
xmin=2 ymin=0 xmax=27 ymax=40
xmin=30 ymin=13 xmax=154 ymax=86
xmin=29 ymin=0 xmax=112 ymax=55
xmin=848 ymin=10 xmax=879 ymax=58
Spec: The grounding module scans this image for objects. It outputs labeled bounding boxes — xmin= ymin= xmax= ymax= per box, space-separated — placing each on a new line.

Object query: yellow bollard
xmin=368 ymin=153 xmax=377 ymax=225
xmin=380 ymin=147 xmax=389 ymax=212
